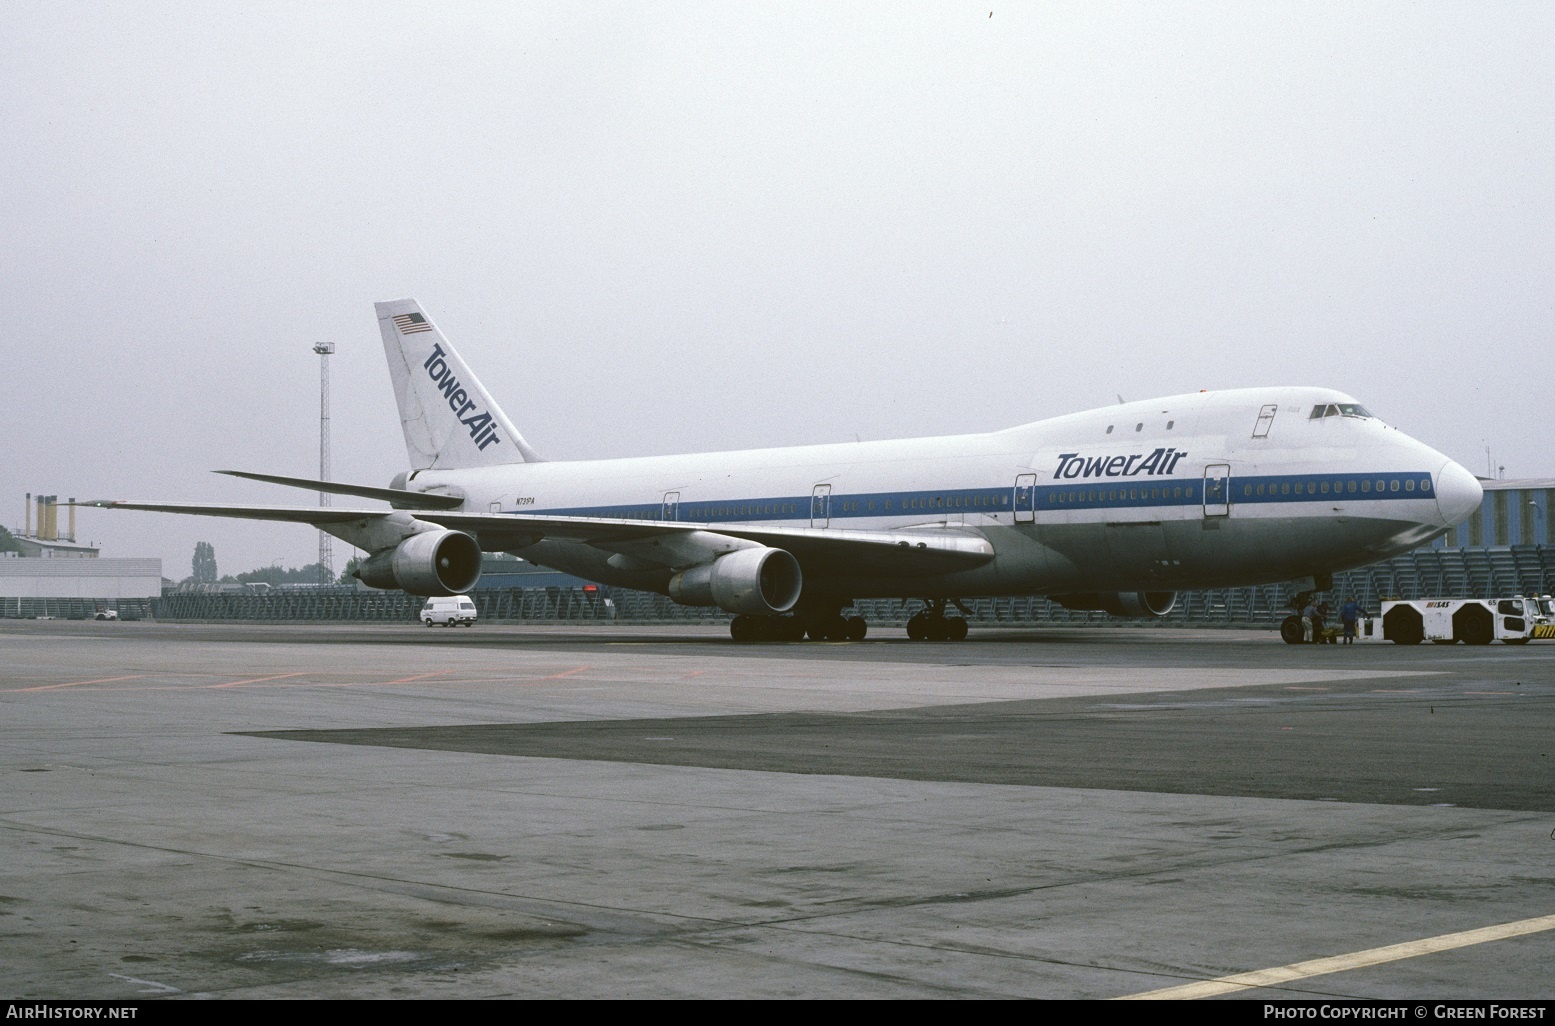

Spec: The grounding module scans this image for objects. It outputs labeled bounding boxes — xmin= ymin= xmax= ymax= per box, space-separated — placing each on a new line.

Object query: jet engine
xmin=1051 ymin=591 xmax=1178 ymax=618
xmin=353 ymin=529 xmax=482 ymax=596
xmin=667 ymin=547 xmax=803 ymax=616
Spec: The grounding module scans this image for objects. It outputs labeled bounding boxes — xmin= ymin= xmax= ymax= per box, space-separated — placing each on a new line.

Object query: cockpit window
xmin=1310 ymin=403 xmax=1374 ymax=419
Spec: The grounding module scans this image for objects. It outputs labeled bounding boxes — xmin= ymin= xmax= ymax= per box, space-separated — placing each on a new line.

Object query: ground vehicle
xmin=1374 ymin=596 xmax=1552 ymax=645
xmin=422 ymin=595 xmax=477 ymax=627
xmin=94 ymin=607 xmax=118 ymax=621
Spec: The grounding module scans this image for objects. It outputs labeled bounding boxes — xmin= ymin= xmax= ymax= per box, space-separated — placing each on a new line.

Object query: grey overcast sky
xmin=3 ymin=2 xmax=1551 ymax=579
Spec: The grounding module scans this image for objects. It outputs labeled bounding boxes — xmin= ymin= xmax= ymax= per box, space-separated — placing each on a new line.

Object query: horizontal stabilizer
xmin=216 ymin=471 xmax=464 ymax=510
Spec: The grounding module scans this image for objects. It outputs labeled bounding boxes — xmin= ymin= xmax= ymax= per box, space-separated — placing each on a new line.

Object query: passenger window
xmin=1405 ymin=480 xmax=1415 ymax=492
xmin=1390 ymin=480 xmax=1399 ymax=492
xmin=1421 ymin=479 xmax=1431 ymax=493
xmin=1135 ymin=423 xmax=1143 ymax=432
xmin=1166 ymin=421 xmax=1174 ymax=430
xmin=1106 ymin=425 xmax=1114 ymax=434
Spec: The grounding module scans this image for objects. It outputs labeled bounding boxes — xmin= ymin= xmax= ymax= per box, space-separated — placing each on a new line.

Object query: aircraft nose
xmin=1434 ymin=459 xmax=1483 ymax=528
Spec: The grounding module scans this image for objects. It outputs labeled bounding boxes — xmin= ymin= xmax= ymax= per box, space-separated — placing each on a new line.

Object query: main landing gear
xmin=905 ymin=599 xmax=969 ymax=641
xmin=728 ymin=599 xmax=971 ymax=642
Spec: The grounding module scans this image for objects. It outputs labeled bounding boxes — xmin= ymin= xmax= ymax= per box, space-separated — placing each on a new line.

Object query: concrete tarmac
xmin=2 ymin=620 xmax=1552 ymax=999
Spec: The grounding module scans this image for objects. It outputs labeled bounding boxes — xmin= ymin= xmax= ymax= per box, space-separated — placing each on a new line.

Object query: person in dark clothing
xmin=1340 ymin=596 xmax=1365 ymax=644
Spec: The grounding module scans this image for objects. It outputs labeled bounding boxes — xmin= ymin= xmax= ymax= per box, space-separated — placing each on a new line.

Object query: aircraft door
xmin=810 ymin=484 xmax=832 ymax=528
xmin=1203 ymin=465 xmax=1230 ymax=518
xmin=1014 ymin=474 xmax=1037 ymax=523
xmin=1252 ymin=404 xmax=1277 ymax=438
xmin=662 ymin=491 xmax=680 ymax=522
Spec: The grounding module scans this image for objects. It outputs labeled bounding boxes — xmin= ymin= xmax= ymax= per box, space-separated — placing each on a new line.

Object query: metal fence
xmin=14 ymin=545 xmax=1555 ymax=627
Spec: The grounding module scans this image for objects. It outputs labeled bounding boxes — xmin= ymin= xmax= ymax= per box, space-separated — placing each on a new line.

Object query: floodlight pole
xmin=314 ymin=341 xmax=335 ymax=584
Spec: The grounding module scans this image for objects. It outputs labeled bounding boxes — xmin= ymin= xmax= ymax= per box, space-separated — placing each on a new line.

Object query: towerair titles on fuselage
xmin=1052 ymin=449 xmax=1189 ymax=480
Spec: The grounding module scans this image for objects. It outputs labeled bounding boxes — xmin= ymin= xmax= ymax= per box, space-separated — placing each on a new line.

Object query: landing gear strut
xmin=905 ymin=599 xmax=969 ymax=641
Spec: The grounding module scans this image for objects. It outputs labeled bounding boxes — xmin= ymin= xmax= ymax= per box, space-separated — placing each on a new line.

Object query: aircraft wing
xmin=82 ymin=500 xmax=994 ymax=577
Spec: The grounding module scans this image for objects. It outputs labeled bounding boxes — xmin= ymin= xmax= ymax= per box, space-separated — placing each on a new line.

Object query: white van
xmin=422 ymin=595 xmax=478 ymax=627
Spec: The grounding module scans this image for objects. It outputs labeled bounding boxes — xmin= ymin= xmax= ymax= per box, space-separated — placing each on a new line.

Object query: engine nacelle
xmin=667 ymin=547 xmax=803 ymax=616
xmin=353 ymin=529 xmax=482 ymax=596
xmin=1051 ymin=591 xmax=1177 ymax=618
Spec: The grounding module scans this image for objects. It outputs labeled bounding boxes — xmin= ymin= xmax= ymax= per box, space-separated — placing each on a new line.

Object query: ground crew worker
xmin=1341 ymin=597 xmax=1364 ymax=644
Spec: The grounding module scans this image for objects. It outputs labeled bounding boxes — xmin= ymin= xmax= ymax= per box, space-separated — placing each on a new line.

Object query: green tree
xmin=0 ymin=525 xmax=20 ymax=554
xmin=191 ymin=541 xmax=217 ymax=583
xmin=235 ymin=562 xmax=332 ymax=587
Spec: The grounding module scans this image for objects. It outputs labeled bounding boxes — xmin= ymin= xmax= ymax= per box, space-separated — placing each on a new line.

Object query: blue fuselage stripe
xmin=520 ymin=471 xmax=1437 ymax=522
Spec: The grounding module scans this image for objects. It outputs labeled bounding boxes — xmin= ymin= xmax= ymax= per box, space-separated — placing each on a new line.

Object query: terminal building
xmin=1435 ymin=478 xmax=1553 ymax=549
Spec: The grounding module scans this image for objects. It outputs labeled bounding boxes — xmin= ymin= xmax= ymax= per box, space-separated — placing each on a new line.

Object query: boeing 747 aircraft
xmin=90 ymin=299 xmax=1482 ymax=641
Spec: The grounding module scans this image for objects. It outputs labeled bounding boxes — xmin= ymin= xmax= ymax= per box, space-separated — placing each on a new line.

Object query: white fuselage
xmin=397 ymin=386 xmax=1481 ymax=603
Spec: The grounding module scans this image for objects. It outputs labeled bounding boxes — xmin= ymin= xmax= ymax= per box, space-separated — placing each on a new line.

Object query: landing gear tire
xmin=945 ymin=616 xmax=968 ymax=641
xmin=1280 ymin=616 xmax=1304 ymax=645
xmin=844 ymin=616 xmax=867 ymax=641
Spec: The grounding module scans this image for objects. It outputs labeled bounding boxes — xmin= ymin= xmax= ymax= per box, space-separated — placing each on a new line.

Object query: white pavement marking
xmin=1119 ymin=913 xmax=1555 ymax=999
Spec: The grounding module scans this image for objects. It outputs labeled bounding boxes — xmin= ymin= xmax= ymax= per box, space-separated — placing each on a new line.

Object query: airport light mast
xmin=314 ymin=341 xmax=335 ymax=584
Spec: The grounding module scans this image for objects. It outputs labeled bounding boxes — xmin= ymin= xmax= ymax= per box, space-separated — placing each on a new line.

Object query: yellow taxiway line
xmin=1119 ymin=913 xmax=1555 ymax=1000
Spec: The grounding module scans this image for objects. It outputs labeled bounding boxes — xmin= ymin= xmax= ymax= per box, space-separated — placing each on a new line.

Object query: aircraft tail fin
xmin=375 ymin=299 xmax=543 ymax=470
